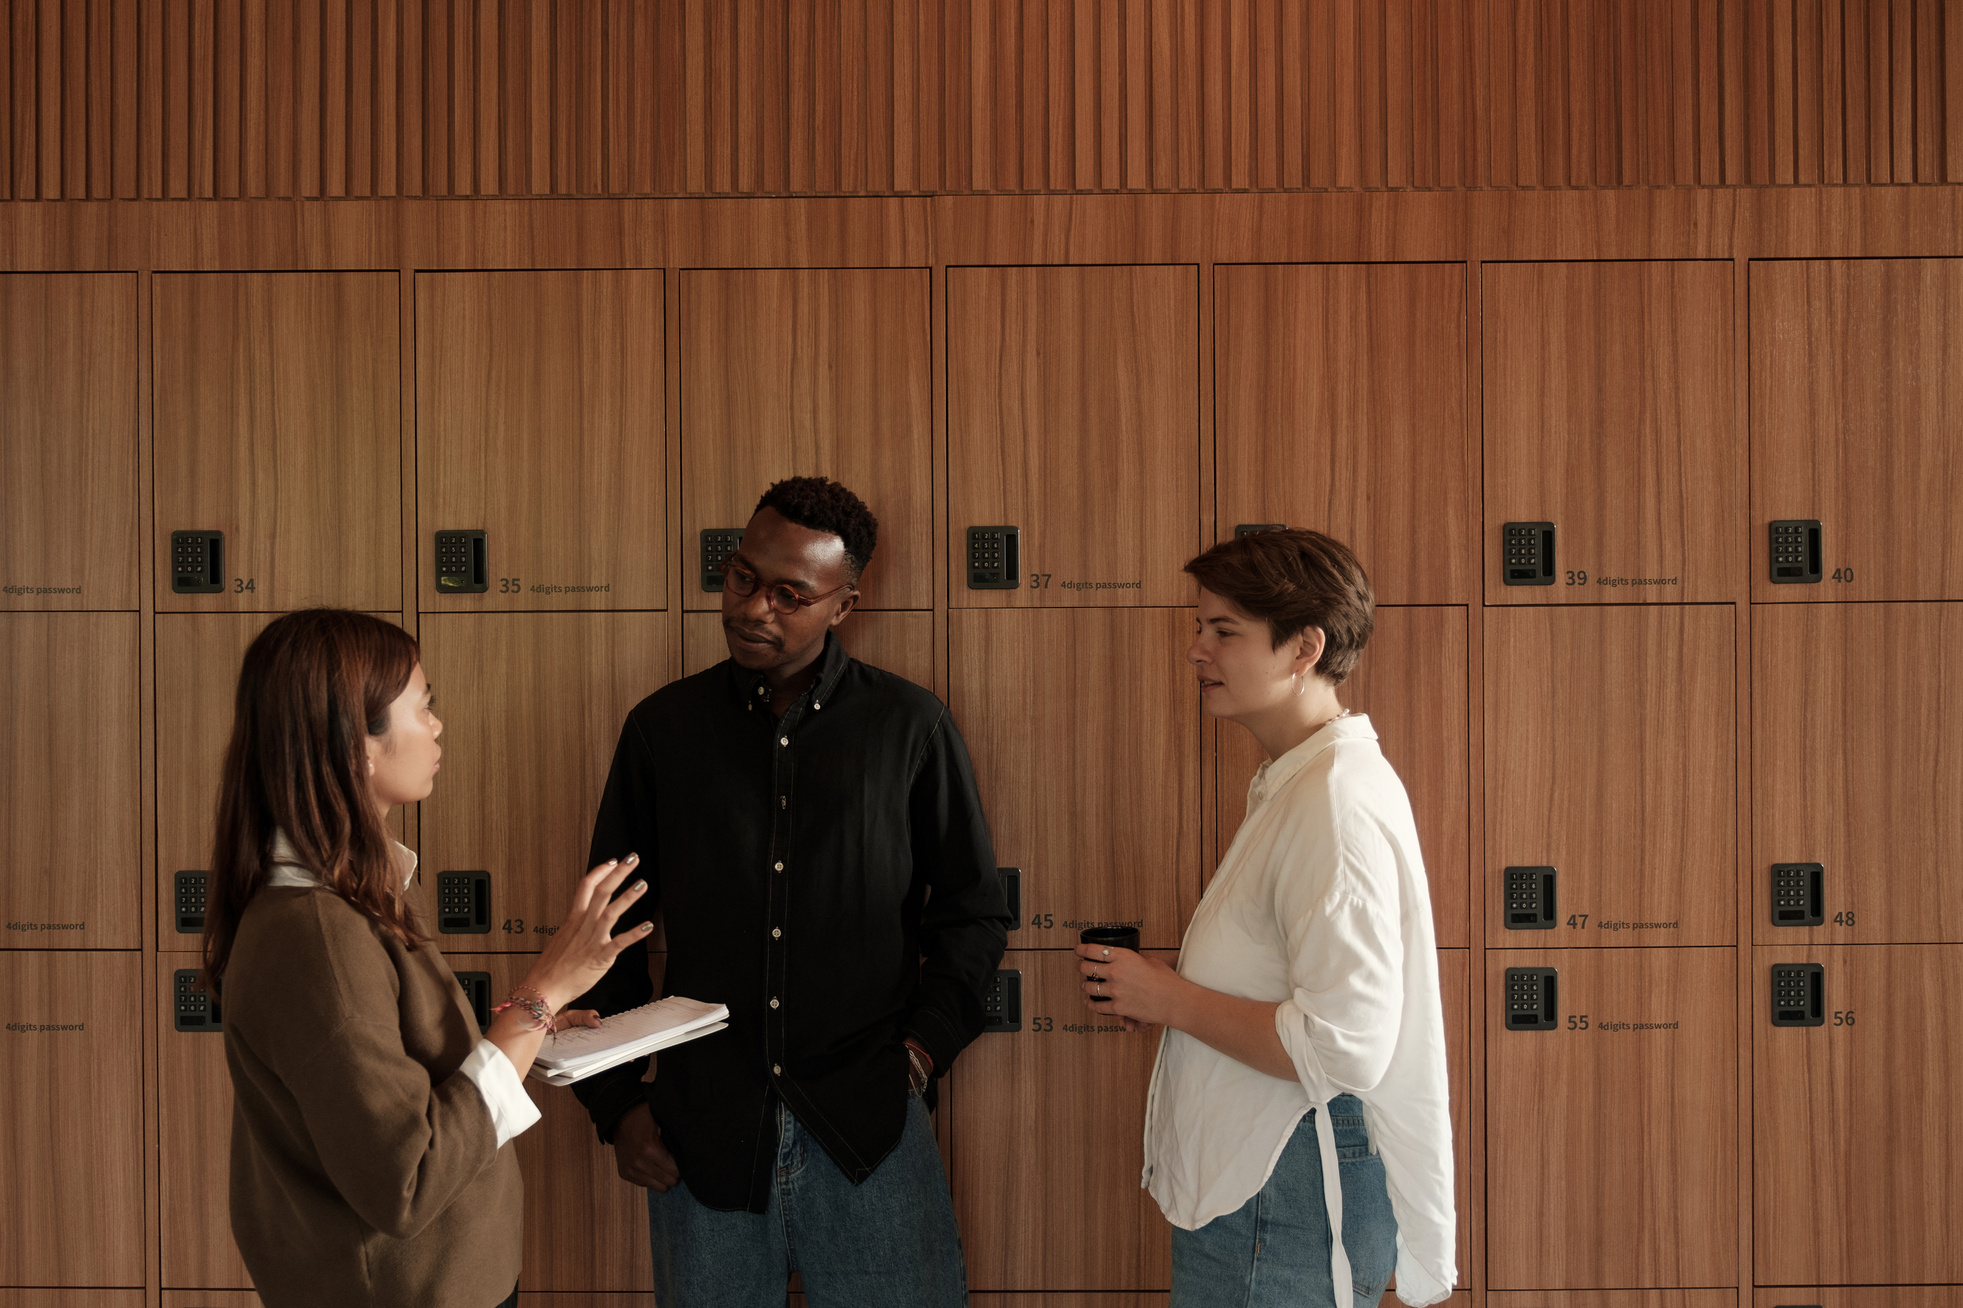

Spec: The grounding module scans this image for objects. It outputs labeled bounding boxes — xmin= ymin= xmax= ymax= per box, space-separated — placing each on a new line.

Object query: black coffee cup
xmin=1080 ymin=926 xmax=1140 ymax=1007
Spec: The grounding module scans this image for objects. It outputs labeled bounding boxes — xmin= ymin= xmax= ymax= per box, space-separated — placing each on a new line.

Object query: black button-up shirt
xmin=570 ymin=631 xmax=1010 ymax=1212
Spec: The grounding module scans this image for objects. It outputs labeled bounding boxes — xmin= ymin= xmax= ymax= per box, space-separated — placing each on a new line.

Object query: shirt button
xmin=813 ymin=702 xmax=821 ymax=710
xmin=772 ymin=1064 xmax=782 ymax=1075
xmin=772 ymin=928 xmax=782 ymax=938
xmin=780 ymin=736 xmax=789 ymax=746
xmin=774 ymin=862 xmax=784 ymax=872
xmin=770 ymin=997 xmax=780 ymax=1009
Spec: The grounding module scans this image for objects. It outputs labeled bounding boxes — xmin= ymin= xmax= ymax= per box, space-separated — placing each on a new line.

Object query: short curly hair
xmin=753 ymin=477 xmax=880 ymax=580
xmin=1183 ymin=529 xmax=1375 ymax=684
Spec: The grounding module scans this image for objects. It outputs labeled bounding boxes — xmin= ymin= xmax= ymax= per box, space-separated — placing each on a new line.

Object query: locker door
xmin=1754 ymin=603 xmax=1963 ymax=943
xmin=0 ymin=1295 xmax=147 ymax=1307
xmin=420 ymin=613 xmax=676 ymax=951
xmin=948 ymin=266 xmax=1199 ymax=608
xmin=1751 ymin=259 xmax=1963 ymax=601
xmin=450 ymin=952 xmax=658 ymax=1291
xmin=157 ymin=954 xmax=251 ymax=1289
xmin=1486 ymin=948 xmax=1737 ymax=1290
xmin=952 ymin=950 xmax=1173 ymax=1291
xmin=1216 ymin=607 xmax=1470 ymax=947
xmin=1485 ymin=607 xmax=1735 ymax=947
xmin=1753 ymin=1293 xmax=1963 ymax=1308
xmin=1483 ymin=262 xmax=1735 ymax=604
xmin=0 ymin=274 xmax=138 ymax=611
xmin=1756 ymin=944 xmax=1963 ymax=1286
xmin=1215 ymin=263 xmax=1469 ymax=604
xmin=156 ymin=614 xmax=407 ymax=953
xmin=680 ymin=269 xmax=931 ymax=611
xmin=1 ymin=614 xmax=140 ymax=949
xmin=159 ymin=1296 xmax=260 ymax=1307
xmin=153 ymin=273 xmax=401 ymax=612
xmin=417 ymin=271 xmax=665 ymax=611
xmin=1484 ymin=1288 xmax=1735 ymax=1296
xmin=0 ymin=952 xmax=144 ymax=1285
xmin=683 ymin=609 xmax=933 ymax=687
xmin=949 ymin=609 xmax=1199 ymax=950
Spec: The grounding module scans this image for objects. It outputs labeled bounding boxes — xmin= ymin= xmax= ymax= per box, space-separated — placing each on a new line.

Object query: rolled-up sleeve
xmin=1271 ymin=823 xmax=1406 ymax=1100
xmin=457 ymin=1040 xmax=543 ymax=1148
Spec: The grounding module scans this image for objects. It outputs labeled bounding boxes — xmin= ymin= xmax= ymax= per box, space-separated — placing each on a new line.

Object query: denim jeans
xmin=647 ymin=1092 xmax=968 ymax=1308
xmin=1170 ymin=1095 xmax=1398 ymax=1308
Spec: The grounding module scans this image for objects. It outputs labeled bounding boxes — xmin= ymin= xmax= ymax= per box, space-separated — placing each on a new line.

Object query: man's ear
xmin=829 ymin=588 xmax=859 ymax=628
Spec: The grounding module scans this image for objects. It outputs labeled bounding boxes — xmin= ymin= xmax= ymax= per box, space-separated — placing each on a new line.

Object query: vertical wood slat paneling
xmin=0 ymin=0 xmax=1957 ymax=197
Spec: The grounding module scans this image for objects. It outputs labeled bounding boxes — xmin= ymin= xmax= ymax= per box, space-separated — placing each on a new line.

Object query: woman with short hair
xmin=1076 ymin=530 xmax=1456 ymax=1308
xmin=202 ymin=608 xmax=654 ymax=1308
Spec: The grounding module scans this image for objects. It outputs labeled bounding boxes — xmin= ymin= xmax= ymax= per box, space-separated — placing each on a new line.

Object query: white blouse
xmin=266 ymin=831 xmax=543 ymax=1150
xmin=1141 ymin=714 xmax=1456 ymax=1306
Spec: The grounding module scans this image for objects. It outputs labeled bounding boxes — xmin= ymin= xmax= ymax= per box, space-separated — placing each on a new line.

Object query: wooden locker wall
xmin=1751 ymin=259 xmax=1963 ymax=602
xmin=151 ymin=272 xmax=402 ymax=613
xmin=1481 ymin=261 xmax=1737 ymax=606
xmin=0 ymin=613 xmax=142 ymax=950
xmin=416 ymin=271 xmax=668 ymax=613
xmin=0 ymin=273 xmax=138 ymax=611
xmin=947 ymin=265 xmax=1200 ymax=609
xmin=418 ymin=613 xmax=677 ymax=953
xmin=3 ymin=175 xmax=1962 ymax=1308
xmin=679 ymin=268 xmax=932 ymax=612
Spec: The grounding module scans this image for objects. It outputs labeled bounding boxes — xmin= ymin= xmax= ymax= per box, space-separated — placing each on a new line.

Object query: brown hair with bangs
xmin=201 ymin=609 xmax=426 ymax=989
xmin=1184 ymin=529 xmax=1376 ymax=684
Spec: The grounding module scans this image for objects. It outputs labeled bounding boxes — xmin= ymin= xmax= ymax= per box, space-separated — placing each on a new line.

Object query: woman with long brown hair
xmin=202 ymin=608 xmax=652 ymax=1308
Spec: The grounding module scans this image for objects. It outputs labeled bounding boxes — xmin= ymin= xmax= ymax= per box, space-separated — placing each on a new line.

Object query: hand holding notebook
xmin=528 ymin=995 xmax=729 ymax=1087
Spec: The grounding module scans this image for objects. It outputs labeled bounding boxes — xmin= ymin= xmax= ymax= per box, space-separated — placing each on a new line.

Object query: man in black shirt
xmin=573 ymin=476 xmax=1009 ymax=1307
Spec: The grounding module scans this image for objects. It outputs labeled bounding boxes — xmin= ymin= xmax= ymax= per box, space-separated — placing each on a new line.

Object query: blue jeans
xmin=1171 ymin=1095 xmax=1399 ymax=1308
xmin=647 ymin=1093 xmax=968 ymax=1308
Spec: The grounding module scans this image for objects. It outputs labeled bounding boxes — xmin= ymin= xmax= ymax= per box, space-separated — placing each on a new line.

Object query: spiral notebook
xmin=527 ymin=995 xmax=730 ymax=1087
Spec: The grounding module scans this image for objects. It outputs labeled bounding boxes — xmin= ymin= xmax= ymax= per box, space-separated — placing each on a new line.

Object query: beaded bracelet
xmin=491 ymin=993 xmax=554 ymax=1034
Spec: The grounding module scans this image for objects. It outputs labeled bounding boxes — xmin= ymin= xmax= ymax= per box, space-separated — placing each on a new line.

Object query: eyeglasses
xmin=721 ymin=561 xmax=854 ymax=616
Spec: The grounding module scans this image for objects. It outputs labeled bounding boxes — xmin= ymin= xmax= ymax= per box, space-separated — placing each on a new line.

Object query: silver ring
xmin=1093 ymin=982 xmax=1103 ymax=998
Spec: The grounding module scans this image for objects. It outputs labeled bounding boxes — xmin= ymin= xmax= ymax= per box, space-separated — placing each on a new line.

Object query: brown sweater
xmin=222 ymin=885 xmax=522 ymax=1308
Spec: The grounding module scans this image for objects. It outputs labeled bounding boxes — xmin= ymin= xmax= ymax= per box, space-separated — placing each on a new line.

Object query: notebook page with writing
xmin=533 ymin=995 xmax=728 ymax=1074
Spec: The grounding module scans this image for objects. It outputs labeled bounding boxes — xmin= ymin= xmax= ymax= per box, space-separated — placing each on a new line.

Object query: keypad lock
xmin=982 ymin=968 xmax=1023 ymax=1032
xmin=1503 ymin=966 xmax=1558 ymax=1030
xmin=1504 ymin=866 xmax=1557 ymax=930
xmin=174 ymin=969 xmax=222 ymax=1032
xmin=437 ymin=870 xmax=492 ymax=933
xmin=434 ymin=530 xmax=488 ymax=593
xmin=1769 ymin=519 xmax=1822 ymax=584
xmin=1770 ymin=962 xmax=1825 ymax=1027
xmin=174 ymin=871 xmax=209 ymax=933
xmin=700 ymin=528 xmax=745 ymax=592
xmin=1234 ymin=523 xmax=1286 ymax=538
xmin=967 ymin=526 xmax=1020 ymax=589
xmin=169 ymin=530 xmax=225 ymax=593
xmin=1501 ymin=521 xmax=1555 ymax=586
xmin=1770 ymin=862 xmax=1825 ymax=927
xmin=455 ymin=972 xmax=494 ymax=1032
xmin=1000 ymin=867 xmax=1022 ymax=928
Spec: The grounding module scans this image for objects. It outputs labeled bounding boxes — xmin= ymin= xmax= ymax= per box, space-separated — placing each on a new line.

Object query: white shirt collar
xmin=267 ymin=828 xmax=418 ymax=891
xmin=1247 ymin=711 xmax=1378 ymax=808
